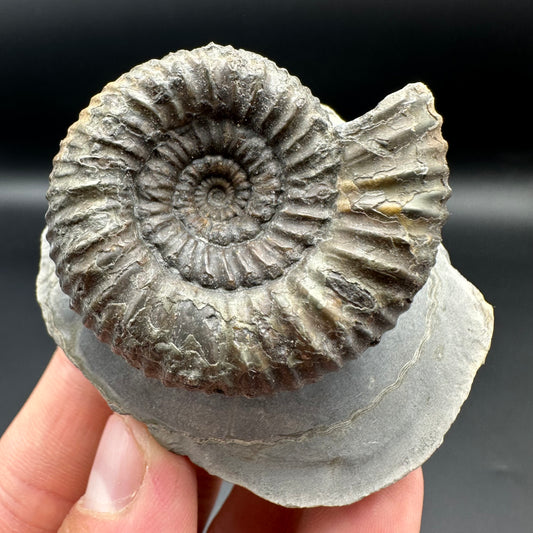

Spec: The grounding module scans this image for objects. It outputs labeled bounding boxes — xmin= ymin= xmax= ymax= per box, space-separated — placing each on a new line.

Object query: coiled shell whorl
xmin=46 ymin=44 xmax=450 ymax=397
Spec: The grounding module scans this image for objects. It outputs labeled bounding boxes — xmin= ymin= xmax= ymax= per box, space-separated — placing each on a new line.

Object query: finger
xmin=297 ymin=467 xmax=424 ymax=533
xmin=59 ymin=414 xmax=198 ymax=533
xmin=0 ymin=348 xmax=112 ymax=533
xmin=195 ymin=466 xmax=222 ymax=532
xmin=207 ymin=485 xmax=302 ymax=533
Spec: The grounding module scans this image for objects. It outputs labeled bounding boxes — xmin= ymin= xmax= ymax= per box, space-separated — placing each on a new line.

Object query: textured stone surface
xmin=37 ymin=241 xmax=493 ymax=507
xmin=44 ymin=44 xmax=450 ymax=396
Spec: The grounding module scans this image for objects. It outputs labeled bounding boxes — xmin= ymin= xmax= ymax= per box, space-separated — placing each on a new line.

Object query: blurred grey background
xmin=1 ymin=1 xmax=532 ymax=531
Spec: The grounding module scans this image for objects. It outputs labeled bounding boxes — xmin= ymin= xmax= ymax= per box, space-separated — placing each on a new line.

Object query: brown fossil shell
xmin=46 ymin=43 xmax=450 ymax=397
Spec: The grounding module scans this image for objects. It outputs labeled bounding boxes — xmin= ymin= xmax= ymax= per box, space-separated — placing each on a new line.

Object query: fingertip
xmin=80 ymin=414 xmax=146 ymax=513
xmin=60 ymin=415 xmax=199 ymax=533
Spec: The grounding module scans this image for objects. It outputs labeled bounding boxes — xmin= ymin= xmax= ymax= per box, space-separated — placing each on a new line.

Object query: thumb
xmin=59 ymin=413 xmax=198 ymax=533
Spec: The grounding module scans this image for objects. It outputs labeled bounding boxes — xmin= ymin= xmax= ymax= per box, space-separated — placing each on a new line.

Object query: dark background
xmin=0 ymin=1 xmax=532 ymax=531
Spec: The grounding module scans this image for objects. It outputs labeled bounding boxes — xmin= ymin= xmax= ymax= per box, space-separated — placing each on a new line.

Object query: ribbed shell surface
xmin=46 ymin=44 xmax=450 ymax=396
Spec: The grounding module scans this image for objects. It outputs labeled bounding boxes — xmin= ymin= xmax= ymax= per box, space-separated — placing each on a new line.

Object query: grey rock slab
xmin=37 ymin=235 xmax=493 ymax=507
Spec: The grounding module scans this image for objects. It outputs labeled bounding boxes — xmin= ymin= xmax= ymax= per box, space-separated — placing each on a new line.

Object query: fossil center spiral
xmin=133 ymin=115 xmax=336 ymax=290
xmin=174 ymin=152 xmax=279 ymax=246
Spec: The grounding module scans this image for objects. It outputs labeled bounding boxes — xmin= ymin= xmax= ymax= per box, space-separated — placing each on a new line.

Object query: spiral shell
xmin=46 ymin=44 xmax=450 ymax=397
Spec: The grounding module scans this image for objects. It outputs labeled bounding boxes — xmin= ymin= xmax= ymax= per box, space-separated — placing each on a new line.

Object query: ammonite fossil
xmin=45 ymin=43 xmax=450 ymax=397
xmin=38 ymin=44 xmax=493 ymax=507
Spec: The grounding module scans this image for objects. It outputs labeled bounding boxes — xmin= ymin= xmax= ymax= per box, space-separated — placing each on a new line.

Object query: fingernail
xmin=81 ymin=414 xmax=146 ymax=513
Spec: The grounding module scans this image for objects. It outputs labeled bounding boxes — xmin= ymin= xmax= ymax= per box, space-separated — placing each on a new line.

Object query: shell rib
xmin=46 ymin=44 xmax=450 ymax=397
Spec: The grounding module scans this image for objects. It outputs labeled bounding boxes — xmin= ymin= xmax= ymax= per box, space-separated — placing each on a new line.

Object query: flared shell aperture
xmin=45 ymin=44 xmax=450 ymax=396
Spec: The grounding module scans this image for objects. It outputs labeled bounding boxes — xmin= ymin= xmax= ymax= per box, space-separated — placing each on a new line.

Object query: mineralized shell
xmin=44 ymin=43 xmax=450 ymax=397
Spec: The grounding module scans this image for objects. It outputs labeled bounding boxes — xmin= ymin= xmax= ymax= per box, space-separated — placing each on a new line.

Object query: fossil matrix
xmin=37 ymin=44 xmax=494 ymax=507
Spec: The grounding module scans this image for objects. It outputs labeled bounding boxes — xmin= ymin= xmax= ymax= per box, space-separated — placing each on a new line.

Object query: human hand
xmin=0 ymin=348 xmax=423 ymax=532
